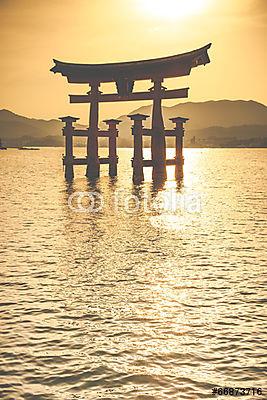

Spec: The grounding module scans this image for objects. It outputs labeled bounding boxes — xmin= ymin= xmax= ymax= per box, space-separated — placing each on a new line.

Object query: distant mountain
xmin=0 ymin=109 xmax=86 ymax=147
xmin=0 ymin=109 xmax=62 ymax=139
xmin=165 ymin=100 xmax=267 ymax=129
xmin=0 ymin=100 xmax=267 ymax=147
xmin=113 ymin=100 xmax=267 ymax=146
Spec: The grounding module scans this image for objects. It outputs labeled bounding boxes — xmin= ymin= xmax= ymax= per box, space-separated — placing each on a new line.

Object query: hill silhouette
xmin=113 ymin=100 xmax=267 ymax=146
xmin=0 ymin=100 xmax=266 ymax=147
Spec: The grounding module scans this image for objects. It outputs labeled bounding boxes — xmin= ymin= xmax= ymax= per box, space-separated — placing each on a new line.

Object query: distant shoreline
xmin=2 ymin=146 xmax=267 ymax=149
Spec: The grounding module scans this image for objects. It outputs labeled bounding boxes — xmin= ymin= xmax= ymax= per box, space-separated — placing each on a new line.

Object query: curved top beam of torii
xmin=51 ymin=43 xmax=211 ymax=85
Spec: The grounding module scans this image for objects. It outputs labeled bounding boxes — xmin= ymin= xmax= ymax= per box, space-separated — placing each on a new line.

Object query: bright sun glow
xmin=141 ymin=0 xmax=209 ymax=19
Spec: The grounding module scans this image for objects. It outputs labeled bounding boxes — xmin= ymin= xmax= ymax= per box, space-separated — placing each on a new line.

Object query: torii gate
xmin=51 ymin=43 xmax=211 ymax=182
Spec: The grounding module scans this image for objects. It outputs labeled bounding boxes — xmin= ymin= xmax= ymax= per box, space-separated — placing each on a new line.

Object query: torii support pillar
xmin=170 ymin=117 xmax=189 ymax=179
xmin=60 ymin=116 xmax=79 ymax=180
xmin=129 ymin=113 xmax=149 ymax=184
xmin=103 ymin=119 xmax=121 ymax=177
xmin=151 ymin=78 xmax=167 ymax=180
xmin=86 ymin=82 xmax=101 ymax=179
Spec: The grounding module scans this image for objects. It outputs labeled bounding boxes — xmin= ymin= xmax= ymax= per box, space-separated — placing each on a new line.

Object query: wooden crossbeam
xmin=98 ymin=130 xmax=111 ymax=137
xmin=69 ymin=129 xmax=112 ymax=137
xmin=142 ymin=129 xmax=180 ymax=136
xmin=142 ymin=159 xmax=178 ymax=167
xmin=64 ymin=157 xmax=178 ymax=167
xmin=72 ymin=128 xmax=181 ymax=137
xmin=142 ymin=129 xmax=152 ymax=136
xmin=71 ymin=129 xmax=88 ymax=137
xmin=63 ymin=157 xmax=118 ymax=166
xmin=70 ymin=88 xmax=189 ymax=103
xmin=164 ymin=130 xmax=181 ymax=137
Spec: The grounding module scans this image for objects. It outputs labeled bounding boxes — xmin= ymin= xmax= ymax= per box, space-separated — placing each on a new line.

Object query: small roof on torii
xmin=51 ymin=43 xmax=211 ymax=84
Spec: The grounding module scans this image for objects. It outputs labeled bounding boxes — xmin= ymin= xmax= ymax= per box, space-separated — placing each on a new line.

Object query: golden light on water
xmin=139 ymin=0 xmax=210 ymax=19
xmin=1 ymin=148 xmax=266 ymax=398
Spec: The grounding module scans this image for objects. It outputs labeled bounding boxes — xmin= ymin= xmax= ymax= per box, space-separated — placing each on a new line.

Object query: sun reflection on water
xmin=0 ymin=148 xmax=266 ymax=399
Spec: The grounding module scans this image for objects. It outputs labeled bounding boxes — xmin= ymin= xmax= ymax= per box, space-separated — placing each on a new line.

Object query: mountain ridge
xmin=1 ymin=100 xmax=267 ymax=147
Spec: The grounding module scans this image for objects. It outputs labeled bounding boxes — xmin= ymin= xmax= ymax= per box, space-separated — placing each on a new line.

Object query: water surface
xmin=0 ymin=148 xmax=266 ymax=399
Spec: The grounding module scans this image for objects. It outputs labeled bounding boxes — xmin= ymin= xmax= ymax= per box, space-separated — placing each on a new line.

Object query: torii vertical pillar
xmin=104 ymin=119 xmax=121 ymax=177
xmin=129 ymin=113 xmax=149 ymax=183
xmin=86 ymin=82 xmax=101 ymax=179
xmin=170 ymin=117 xmax=189 ymax=179
xmin=60 ymin=116 xmax=79 ymax=180
xmin=151 ymin=78 xmax=167 ymax=180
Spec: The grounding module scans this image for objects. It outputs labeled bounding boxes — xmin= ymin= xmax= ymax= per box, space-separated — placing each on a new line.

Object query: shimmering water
xmin=0 ymin=148 xmax=266 ymax=400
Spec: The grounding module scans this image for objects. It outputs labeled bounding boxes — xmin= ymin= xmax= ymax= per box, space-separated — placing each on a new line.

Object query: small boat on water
xmin=0 ymin=138 xmax=7 ymax=150
xmin=17 ymin=147 xmax=40 ymax=150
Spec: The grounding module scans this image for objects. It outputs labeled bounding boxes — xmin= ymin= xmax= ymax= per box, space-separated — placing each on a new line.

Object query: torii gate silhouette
xmin=51 ymin=43 xmax=211 ymax=182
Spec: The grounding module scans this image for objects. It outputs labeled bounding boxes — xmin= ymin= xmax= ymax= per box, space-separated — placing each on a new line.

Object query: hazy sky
xmin=0 ymin=0 xmax=266 ymax=123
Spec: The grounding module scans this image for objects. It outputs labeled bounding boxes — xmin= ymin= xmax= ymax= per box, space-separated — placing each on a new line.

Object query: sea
xmin=0 ymin=148 xmax=266 ymax=399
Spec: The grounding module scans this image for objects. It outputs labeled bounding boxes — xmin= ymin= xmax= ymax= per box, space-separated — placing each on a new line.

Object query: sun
xmin=140 ymin=0 xmax=209 ymax=19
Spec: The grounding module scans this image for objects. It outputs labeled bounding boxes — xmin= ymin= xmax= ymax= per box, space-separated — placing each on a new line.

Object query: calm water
xmin=0 ymin=148 xmax=266 ymax=400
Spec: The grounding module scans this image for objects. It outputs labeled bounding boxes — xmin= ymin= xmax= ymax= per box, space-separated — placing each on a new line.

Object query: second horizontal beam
xmin=70 ymin=88 xmax=189 ymax=103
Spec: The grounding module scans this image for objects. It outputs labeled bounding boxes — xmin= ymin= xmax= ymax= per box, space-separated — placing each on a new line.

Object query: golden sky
xmin=0 ymin=0 xmax=266 ymax=123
